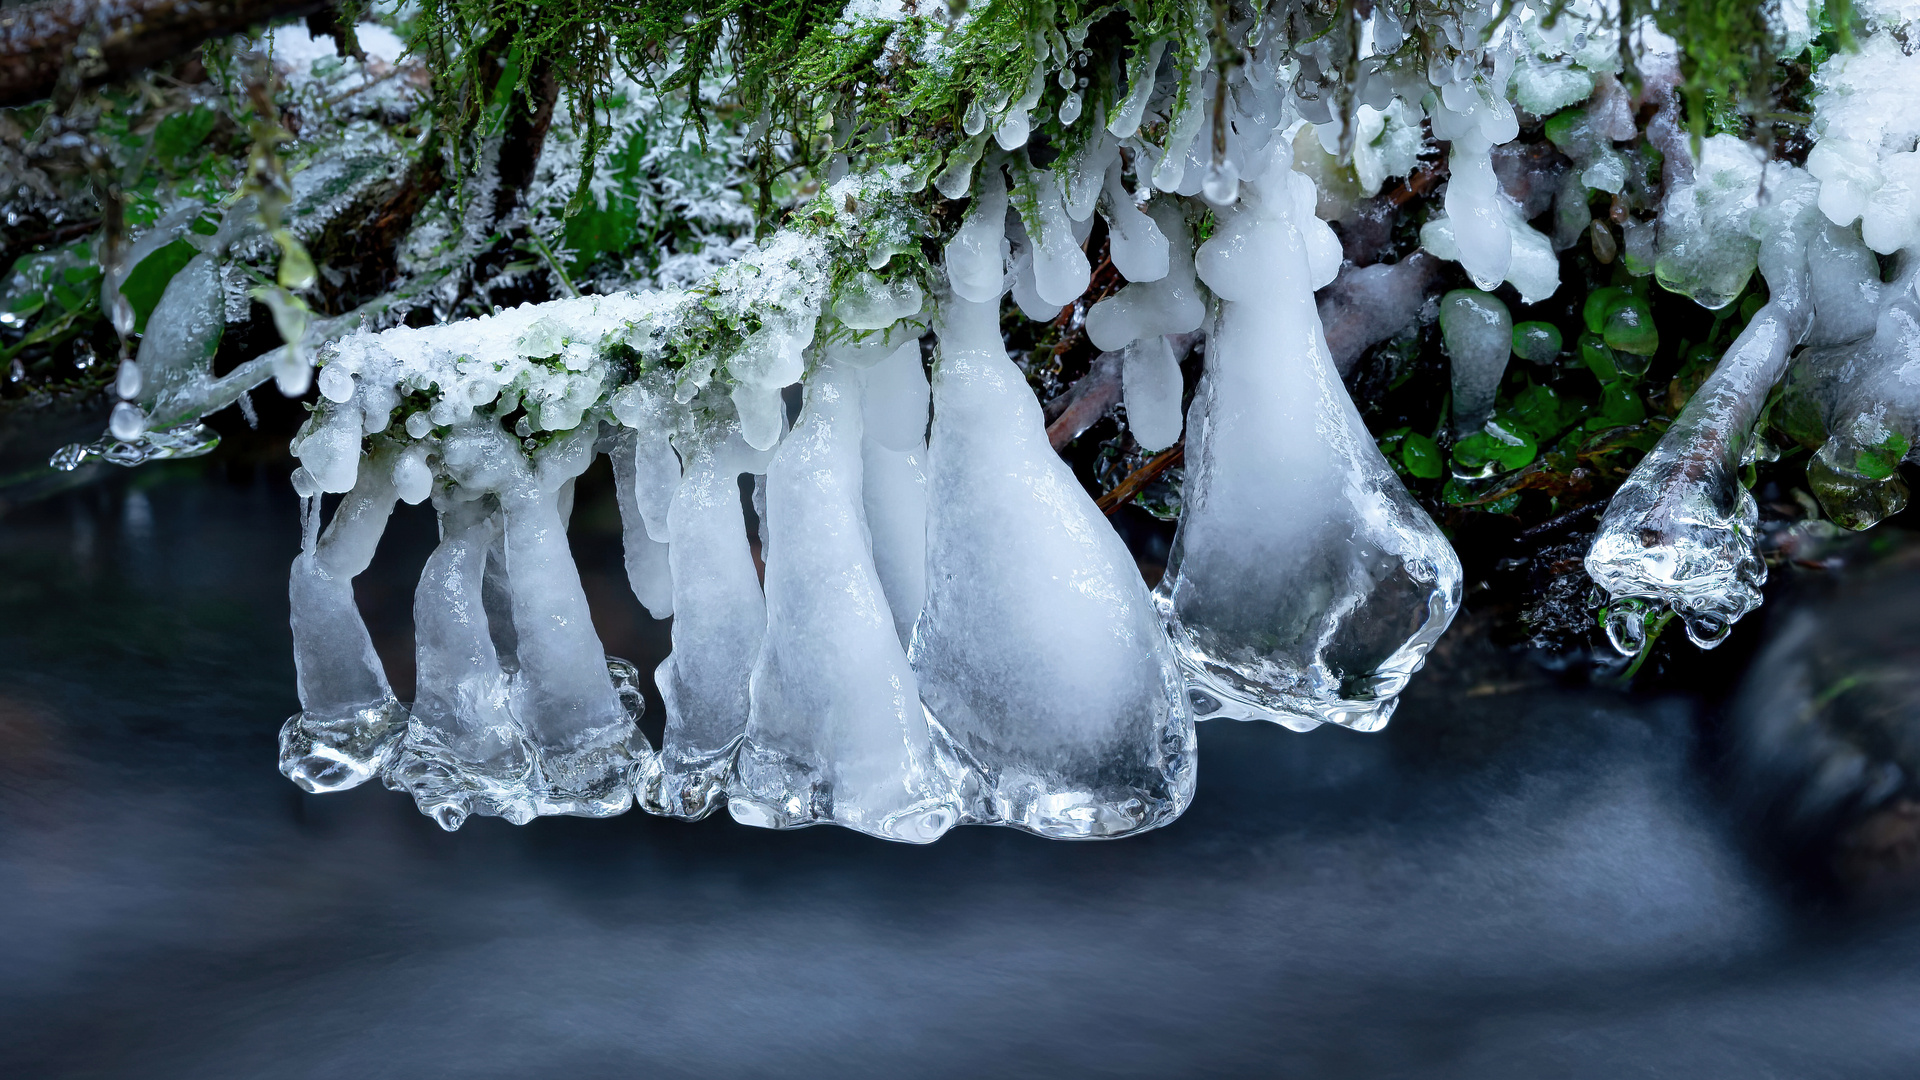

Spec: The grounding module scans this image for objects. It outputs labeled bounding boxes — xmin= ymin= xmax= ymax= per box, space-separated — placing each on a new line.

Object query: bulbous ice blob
xmin=294 ymin=398 xmax=364 ymax=494
xmin=1100 ymin=162 xmax=1170 ymax=283
xmin=834 ymin=271 xmax=924 ymax=331
xmin=731 ymin=361 xmax=963 ymax=843
xmin=910 ymin=293 xmax=1195 ymax=838
xmin=1162 ymin=138 xmax=1463 ymax=731
xmin=281 ymin=441 xmax=407 ymax=793
xmin=1427 ymin=93 xmax=1513 ymax=290
xmin=1121 ymin=335 xmax=1184 ymax=452
xmin=944 ymin=164 xmax=1010 ymax=304
xmin=1654 ymin=135 xmax=1766 ymax=310
xmin=1440 ymin=289 xmax=1512 ymax=434
xmin=1587 ymin=166 xmax=1824 ymax=650
xmin=1084 ymin=203 xmax=1205 ymax=352
xmin=1010 ymin=157 xmax=1091 ymax=307
xmin=642 ymin=418 xmax=769 ymax=820
xmin=1108 ymin=41 xmax=1166 ymax=139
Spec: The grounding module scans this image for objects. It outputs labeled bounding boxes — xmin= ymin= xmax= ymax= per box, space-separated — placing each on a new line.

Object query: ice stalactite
xmin=912 ymin=292 xmax=1195 ymax=838
xmin=280 ymin=442 xmax=408 ymax=793
xmin=1440 ymin=289 xmax=1513 ymax=435
xmin=1794 ymin=251 xmax=1920 ymax=530
xmin=1586 ymin=167 xmax=1825 ymax=651
xmin=641 ymin=417 xmax=770 ymax=820
xmin=1159 ymin=138 xmax=1462 ymax=732
xmin=1085 ymin=201 xmax=1205 ymax=451
xmin=857 ymin=340 xmax=932 ymax=648
xmin=732 ymin=358 xmax=963 ymax=842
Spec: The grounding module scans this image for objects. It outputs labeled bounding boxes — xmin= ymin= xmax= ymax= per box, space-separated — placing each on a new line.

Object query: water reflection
xmin=0 ymin=463 xmax=1917 ymax=1079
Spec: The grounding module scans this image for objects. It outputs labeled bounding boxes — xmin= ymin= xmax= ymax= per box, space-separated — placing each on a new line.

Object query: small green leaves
xmin=1602 ymin=295 xmax=1658 ymax=356
xmin=1401 ymin=432 xmax=1444 ymax=478
xmin=1579 ymin=331 xmax=1619 ymax=382
xmin=1454 ymin=416 xmax=1539 ymax=474
xmin=1583 ymin=286 xmax=1632 ymax=334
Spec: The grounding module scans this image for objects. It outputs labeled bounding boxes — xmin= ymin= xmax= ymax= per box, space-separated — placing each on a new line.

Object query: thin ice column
xmin=640 ymin=417 xmax=768 ymax=820
xmin=911 ymin=292 xmax=1194 ymax=839
xmin=731 ymin=360 xmax=962 ymax=843
xmin=1586 ymin=167 xmax=1823 ymax=650
xmin=280 ymin=441 xmax=408 ymax=793
xmin=1157 ymin=138 xmax=1462 ymax=732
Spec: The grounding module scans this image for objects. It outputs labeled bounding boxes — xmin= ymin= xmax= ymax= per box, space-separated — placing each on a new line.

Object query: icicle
xmin=944 ymin=163 xmax=1010 ymax=304
xmin=1439 ymin=289 xmax=1512 ymax=434
xmin=1160 ymin=138 xmax=1463 ymax=732
xmin=1152 ymin=63 xmax=1208 ymax=194
xmin=1121 ymin=335 xmax=1184 ymax=452
xmin=1085 ymin=202 xmax=1204 ymax=352
xmin=609 ymin=427 xmax=675 ymax=619
xmin=1423 ymin=89 xmax=1516 ymax=291
xmin=280 ymin=441 xmax=407 ymax=793
xmin=1010 ymin=155 xmax=1091 ymax=307
xmin=731 ymin=359 xmax=963 ymax=842
xmin=387 ymin=491 xmax=534 ymax=830
xmin=641 ymin=417 xmax=769 ymax=820
xmin=1586 ymin=167 xmax=1825 ymax=649
xmin=912 ymin=291 xmax=1195 ymax=838
xmin=1007 ymin=217 xmax=1060 ymax=321
xmin=851 ymin=341 xmax=931 ymax=647
xmin=1061 ymin=109 xmax=1120 ymax=222
xmin=1100 ymin=162 xmax=1171 ymax=283
xmin=1108 ymin=41 xmax=1167 ymax=139
xmin=1805 ymin=219 xmax=1886 ymax=347
xmin=1799 ymin=254 xmax=1920 ymax=529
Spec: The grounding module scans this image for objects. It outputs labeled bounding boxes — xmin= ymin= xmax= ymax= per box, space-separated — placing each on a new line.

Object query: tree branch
xmin=0 ymin=0 xmax=324 ymax=108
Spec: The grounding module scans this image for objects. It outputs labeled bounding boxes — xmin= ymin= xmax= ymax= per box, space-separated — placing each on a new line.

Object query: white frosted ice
xmin=910 ymin=292 xmax=1194 ymax=838
xmin=1085 ymin=202 xmax=1206 ymax=352
xmin=1121 ymin=335 xmax=1184 ymax=452
xmin=1162 ymin=138 xmax=1462 ymax=732
xmin=1012 ymin=158 xmax=1092 ymax=306
xmin=1100 ymin=163 xmax=1171 ymax=283
xmin=732 ymin=360 xmax=962 ymax=842
xmin=944 ymin=163 xmax=1010 ymax=304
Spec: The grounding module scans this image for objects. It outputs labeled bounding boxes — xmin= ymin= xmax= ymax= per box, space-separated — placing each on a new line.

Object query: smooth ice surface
xmin=1084 ymin=203 xmax=1205 ymax=353
xmin=1440 ymin=289 xmax=1513 ymax=434
xmin=942 ymin=164 xmax=1010 ymax=304
xmin=610 ymin=429 xmax=675 ymax=619
xmin=1588 ymin=166 xmax=1823 ymax=649
xmin=1101 ymin=164 xmax=1171 ymax=284
xmin=1011 ymin=159 xmax=1091 ymax=307
xmin=1163 ymin=140 xmax=1463 ymax=732
xmin=645 ymin=420 xmax=768 ymax=820
xmin=1654 ymin=135 xmax=1766 ymax=310
xmin=910 ymin=292 xmax=1194 ymax=839
xmin=281 ymin=445 xmax=406 ymax=793
xmin=1121 ymin=335 xmax=1184 ymax=452
xmin=732 ymin=362 xmax=962 ymax=843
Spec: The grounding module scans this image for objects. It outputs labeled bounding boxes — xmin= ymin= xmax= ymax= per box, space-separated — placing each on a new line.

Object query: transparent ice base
xmin=49 ymin=423 xmax=220 ymax=472
xmin=278 ymin=699 xmax=410 ymax=793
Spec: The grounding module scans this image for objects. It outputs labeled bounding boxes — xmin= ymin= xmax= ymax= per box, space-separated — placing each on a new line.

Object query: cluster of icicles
xmin=280 ymin=135 xmax=1464 ymax=842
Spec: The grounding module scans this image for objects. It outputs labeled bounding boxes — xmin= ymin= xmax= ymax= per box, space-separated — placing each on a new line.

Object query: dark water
xmin=2 ymin=460 xmax=1918 ymax=1080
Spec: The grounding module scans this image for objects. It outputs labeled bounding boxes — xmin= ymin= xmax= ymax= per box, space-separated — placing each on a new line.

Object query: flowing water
xmin=1 ymin=453 xmax=1918 ymax=1078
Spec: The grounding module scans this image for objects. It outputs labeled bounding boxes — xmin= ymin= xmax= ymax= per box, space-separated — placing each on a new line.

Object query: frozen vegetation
xmin=9 ymin=0 xmax=1920 ymax=840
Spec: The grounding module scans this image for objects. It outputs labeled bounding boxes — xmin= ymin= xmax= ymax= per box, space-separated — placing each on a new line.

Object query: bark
xmin=0 ymin=0 xmax=323 ymax=108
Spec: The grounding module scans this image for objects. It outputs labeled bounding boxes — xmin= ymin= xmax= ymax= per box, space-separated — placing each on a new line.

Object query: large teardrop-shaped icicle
xmin=640 ymin=417 xmax=768 ymax=819
xmin=281 ymin=441 xmax=409 ymax=793
xmin=388 ymin=492 xmax=537 ymax=830
xmin=910 ymin=293 xmax=1194 ymax=839
xmin=1161 ymin=139 xmax=1462 ymax=732
xmin=731 ymin=361 xmax=963 ymax=843
xmin=1586 ymin=166 xmax=1823 ymax=650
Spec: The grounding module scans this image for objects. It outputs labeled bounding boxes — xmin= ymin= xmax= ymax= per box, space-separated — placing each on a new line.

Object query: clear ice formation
xmin=280 ymin=442 xmax=408 ymax=793
xmin=913 ymin=294 xmax=1195 ymax=837
xmin=1159 ymin=138 xmax=1463 ymax=732
xmin=1439 ymin=289 xmax=1513 ymax=435
xmin=732 ymin=358 xmax=963 ymax=842
xmin=1586 ymin=167 xmax=1824 ymax=651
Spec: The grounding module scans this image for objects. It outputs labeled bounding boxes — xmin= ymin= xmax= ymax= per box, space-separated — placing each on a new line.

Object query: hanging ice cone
xmin=1586 ymin=166 xmax=1823 ymax=651
xmin=731 ymin=358 xmax=964 ymax=843
xmin=280 ymin=440 xmax=408 ymax=792
xmin=910 ymin=291 xmax=1194 ymax=839
xmin=640 ymin=413 xmax=770 ymax=820
xmin=1158 ymin=137 xmax=1463 ymax=733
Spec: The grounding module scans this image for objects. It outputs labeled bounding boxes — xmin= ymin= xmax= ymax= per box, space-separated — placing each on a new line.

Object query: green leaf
xmin=1603 ymin=295 xmax=1659 ymax=355
xmin=1584 ymin=286 xmax=1633 ymax=334
xmin=1509 ymin=382 xmax=1572 ymax=440
xmin=152 ymin=105 xmax=220 ymax=165
xmin=1454 ymin=417 xmax=1538 ymax=473
xmin=119 ymin=239 xmax=197 ymax=333
xmin=1401 ymin=432 xmax=1444 ymax=478
xmin=1579 ymin=331 xmax=1619 ymax=382
xmin=1511 ymin=320 xmax=1562 ymax=363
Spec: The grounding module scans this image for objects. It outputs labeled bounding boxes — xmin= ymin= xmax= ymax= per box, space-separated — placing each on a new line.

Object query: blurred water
xmin=1 ymin=462 xmax=1918 ymax=1079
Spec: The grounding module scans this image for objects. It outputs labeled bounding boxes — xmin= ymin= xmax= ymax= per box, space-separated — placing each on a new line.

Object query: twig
xmin=1096 ymin=442 xmax=1184 ymax=515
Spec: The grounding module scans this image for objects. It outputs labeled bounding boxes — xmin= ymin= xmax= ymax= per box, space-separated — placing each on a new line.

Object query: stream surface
xmin=1 ymin=459 xmax=1917 ymax=1079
